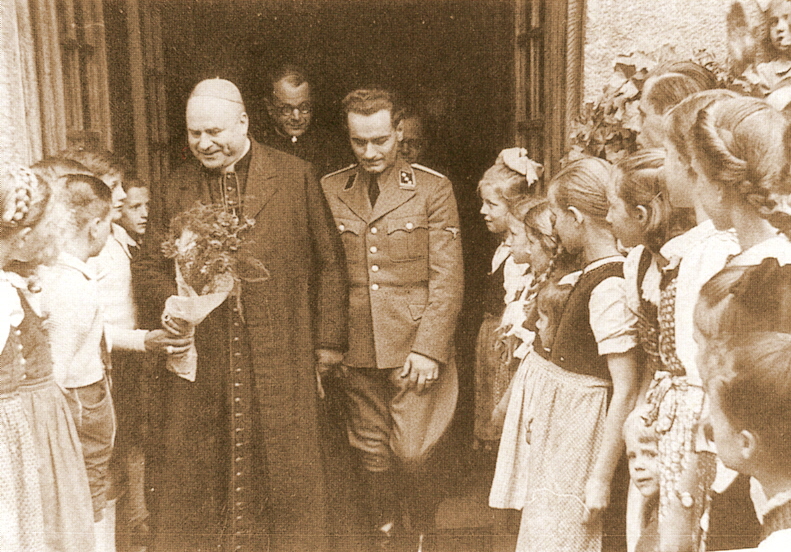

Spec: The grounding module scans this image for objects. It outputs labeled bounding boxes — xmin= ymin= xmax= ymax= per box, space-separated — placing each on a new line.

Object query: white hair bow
xmin=498 ymin=147 xmax=544 ymax=187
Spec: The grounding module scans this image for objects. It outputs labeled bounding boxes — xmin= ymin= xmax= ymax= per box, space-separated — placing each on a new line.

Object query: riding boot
xmin=360 ymin=469 xmax=401 ymax=549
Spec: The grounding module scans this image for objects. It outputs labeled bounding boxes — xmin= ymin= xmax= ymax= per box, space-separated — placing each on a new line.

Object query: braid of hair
xmin=693 ymin=105 xmax=748 ymax=192
xmin=0 ymin=165 xmax=36 ymax=234
xmin=644 ymin=189 xmax=671 ymax=255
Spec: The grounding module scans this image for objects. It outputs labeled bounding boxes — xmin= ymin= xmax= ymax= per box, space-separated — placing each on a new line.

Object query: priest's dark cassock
xmin=134 ymin=138 xmax=348 ymax=552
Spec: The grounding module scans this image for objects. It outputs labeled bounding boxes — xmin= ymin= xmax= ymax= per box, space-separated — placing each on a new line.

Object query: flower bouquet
xmin=160 ymin=203 xmax=268 ymax=381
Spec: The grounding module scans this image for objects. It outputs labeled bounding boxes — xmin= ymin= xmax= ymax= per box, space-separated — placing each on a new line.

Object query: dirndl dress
xmin=17 ymin=291 xmax=95 ymax=551
xmin=514 ymin=351 xmax=612 ymax=552
xmin=0 ymin=319 xmax=45 ymax=551
xmin=644 ymin=270 xmax=716 ymax=549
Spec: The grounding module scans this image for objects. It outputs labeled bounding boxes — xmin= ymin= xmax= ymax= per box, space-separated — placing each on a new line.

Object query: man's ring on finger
xmin=163 ymin=313 xmax=172 ymax=323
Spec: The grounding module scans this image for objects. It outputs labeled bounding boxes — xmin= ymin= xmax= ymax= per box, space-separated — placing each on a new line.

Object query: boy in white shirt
xmin=42 ymin=173 xmax=188 ymax=552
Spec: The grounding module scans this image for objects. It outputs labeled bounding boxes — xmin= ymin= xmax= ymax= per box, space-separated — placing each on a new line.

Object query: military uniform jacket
xmin=321 ymin=156 xmax=463 ymax=369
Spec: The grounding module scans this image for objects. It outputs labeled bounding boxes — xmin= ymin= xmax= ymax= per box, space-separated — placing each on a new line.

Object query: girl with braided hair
xmin=512 ymin=157 xmax=639 ymax=552
xmin=489 ymin=200 xmax=578 ymax=513
xmin=690 ymin=95 xmax=791 ymax=266
xmin=0 ymin=165 xmax=48 ymax=551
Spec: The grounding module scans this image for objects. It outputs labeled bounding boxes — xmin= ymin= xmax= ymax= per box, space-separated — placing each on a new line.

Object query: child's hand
xmin=582 ymin=478 xmax=610 ymax=524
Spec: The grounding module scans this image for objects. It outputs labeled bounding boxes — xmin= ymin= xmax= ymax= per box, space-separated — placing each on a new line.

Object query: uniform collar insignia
xmin=399 ymin=169 xmax=415 ymax=190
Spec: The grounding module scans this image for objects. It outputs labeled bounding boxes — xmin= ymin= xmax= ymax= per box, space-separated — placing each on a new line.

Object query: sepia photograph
xmin=2 ymin=0 xmax=791 ymax=551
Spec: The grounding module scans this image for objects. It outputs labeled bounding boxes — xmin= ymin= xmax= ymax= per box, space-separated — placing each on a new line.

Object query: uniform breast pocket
xmin=386 ymin=215 xmax=429 ymax=262
xmin=336 ymin=218 xmax=366 ymax=267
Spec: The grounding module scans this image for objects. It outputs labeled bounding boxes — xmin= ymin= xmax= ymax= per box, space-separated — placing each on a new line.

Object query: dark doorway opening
xmin=105 ymin=0 xmax=516 ymax=479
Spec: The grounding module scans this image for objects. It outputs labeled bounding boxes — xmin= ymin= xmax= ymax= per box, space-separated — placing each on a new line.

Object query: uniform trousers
xmin=343 ymin=358 xmax=457 ymax=474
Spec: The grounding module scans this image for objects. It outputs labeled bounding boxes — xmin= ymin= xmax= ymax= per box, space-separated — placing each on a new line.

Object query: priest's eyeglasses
xmin=275 ymin=102 xmax=312 ymax=116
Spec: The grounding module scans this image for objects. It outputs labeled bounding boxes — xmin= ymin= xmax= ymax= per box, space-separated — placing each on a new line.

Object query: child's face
xmin=769 ymin=0 xmax=791 ymax=55
xmin=625 ymin=432 xmax=660 ymax=498
xmin=663 ymin=140 xmax=695 ymax=209
xmin=507 ymin=215 xmax=531 ymax=264
xmin=605 ymin=179 xmax=645 ymax=249
xmin=706 ymin=384 xmax=750 ymax=474
xmin=101 ymin=171 xmax=127 ymax=223
xmin=479 ymin=185 xmax=510 ymax=235
xmin=526 ymin=230 xmax=553 ymax=274
xmin=120 ymin=186 xmax=149 ymax=236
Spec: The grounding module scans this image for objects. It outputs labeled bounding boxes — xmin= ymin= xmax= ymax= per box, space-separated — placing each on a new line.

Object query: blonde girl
xmin=473 ymin=149 xmax=539 ymax=445
xmin=489 ymin=200 xmax=573 ymax=512
xmin=0 ymin=165 xmax=48 ymax=551
xmin=641 ymin=89 xmax=741 ymax=552
xmin=690 ymin=96 xmax=791 ymax=266
xmin=515 ymin=157 xmax=639 ymax=552
xmin=606 ymin=149 xmax=671 ymax=396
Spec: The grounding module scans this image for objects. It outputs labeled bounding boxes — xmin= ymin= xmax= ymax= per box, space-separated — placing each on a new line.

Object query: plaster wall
xmin=584 ymin=0 xmax=731 ymax=101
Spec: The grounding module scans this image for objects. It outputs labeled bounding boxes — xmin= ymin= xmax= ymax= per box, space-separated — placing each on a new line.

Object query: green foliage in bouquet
xmin=161 ymin=203 xmax=268 ymax=295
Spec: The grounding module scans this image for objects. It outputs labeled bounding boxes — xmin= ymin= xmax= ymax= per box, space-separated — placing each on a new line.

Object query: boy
xmin=43 ymin=170 xmax=188 ymax=551
xmin=623 ymin=405 xmax=660 ymax=552
xmin=119 ymin=179 xmax=149 ymax=243
xmin=59 ymin=151 xmax=186 ymax=550
xmin=114 ymin=177 xmax=151 ymax=549
xmin=40 ymin=174 xmax=117 ymax=547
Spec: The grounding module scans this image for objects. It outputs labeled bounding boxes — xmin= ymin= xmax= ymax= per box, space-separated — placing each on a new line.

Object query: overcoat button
xmin=370 ymin=227 xmax=378 ymax=234
xmin=370 ymin=246 xmax=377 ymax=253
xmin=405 ymin=222 xmax=414 ymax=230
xmin=338 ymin=224 xmax=345 ymax=232
xmin=371 ymin=265 xmax=379 ymax=272
xmin=371 ymin=284 xmax=379 ymax=291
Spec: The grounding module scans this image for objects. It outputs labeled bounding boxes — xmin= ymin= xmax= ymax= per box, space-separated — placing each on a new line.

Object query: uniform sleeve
xmin=305 ymin=164 xmax=349 ymax=352
xmin=588 ymin=276 xmax=638 ymax=356
xmin=410 ymin=177 xmax=464 ymax=364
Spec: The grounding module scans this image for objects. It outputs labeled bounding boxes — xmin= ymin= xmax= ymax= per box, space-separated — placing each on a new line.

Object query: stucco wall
xmin=584 ymin=0 xmax=732 ymax=102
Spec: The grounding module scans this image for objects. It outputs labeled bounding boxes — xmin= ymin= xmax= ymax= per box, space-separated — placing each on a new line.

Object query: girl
xmin=516 ymin=157 xmax=639 ymax=552
xmin=0 ymin=165 xmax=47 ymax=551
xmin=637 ymin=61 xmax=718 ymax=149
xmin=643 ymin=89 xmax=741 ymax=552
xmin=489 ymin=200 xmax=576 ymax=511
xmin=695 ymin=259 xmax=791 ymax=550
xmin=690 ymin=96 xmax=791 ymax=266
xmin=20 ymin=162 xmax=98 ymax=551
xmin=473 ymin=148 xmax=539 ymax=445
xmin=533 ymin=279 xmax=574 ymax=355
xmin=606 ymin=148 xmax=671 ymax=397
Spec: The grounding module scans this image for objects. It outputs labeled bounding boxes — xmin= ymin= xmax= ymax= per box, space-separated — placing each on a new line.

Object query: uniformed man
xmin=321 ymin=88 xmax=463 ymax=549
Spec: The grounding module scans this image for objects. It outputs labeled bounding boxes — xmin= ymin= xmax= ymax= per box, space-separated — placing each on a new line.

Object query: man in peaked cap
xmin=321 ymin=88 xmax=463 ymax=550
xmin=135 ymin=78 xmax=348 ymax=552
